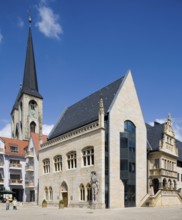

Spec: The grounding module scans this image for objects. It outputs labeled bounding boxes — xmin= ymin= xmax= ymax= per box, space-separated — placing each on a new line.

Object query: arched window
xmin=163 ymin=178 xmax=167 ymax=189
xmin=54 ymin=155 xmax=62 ymax=172
xmin=30 ymin=121 xmax=36 ymax=133
xmin=43 ymin=159 xmax=50 ymax=174
xmin=82 ymin=147 xmax=94 ymax=166
xmin=86 ymin=183 xmax=92 ymax=201
xmin=45 ymin=187 xmax=48 ymax=200
xmin=67 ymin=151 xmax=77 ymax=169
xmin=49 ymin=187 xmax=53 ymax=200
xmin=80 ymin=184 xmax=85 ymax=201
xmin=29 ymin=100 xmax=37 ymax=110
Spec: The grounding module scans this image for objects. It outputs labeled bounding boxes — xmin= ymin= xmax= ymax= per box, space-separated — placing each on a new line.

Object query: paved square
xmin=0 ymin=205 xmax=182 ymax=220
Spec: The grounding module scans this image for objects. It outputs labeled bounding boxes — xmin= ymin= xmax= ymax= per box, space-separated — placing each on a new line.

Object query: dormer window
xmin=10 ymin=145 xmax=18 ymax=152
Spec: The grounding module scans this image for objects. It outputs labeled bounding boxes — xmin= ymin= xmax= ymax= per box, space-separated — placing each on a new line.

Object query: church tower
xmin=11 ymin=18 xmax=43 ymax=140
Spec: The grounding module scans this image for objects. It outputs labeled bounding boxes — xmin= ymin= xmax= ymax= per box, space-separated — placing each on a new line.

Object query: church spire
xmin=21 ymin=17 xmax=42 ymax=99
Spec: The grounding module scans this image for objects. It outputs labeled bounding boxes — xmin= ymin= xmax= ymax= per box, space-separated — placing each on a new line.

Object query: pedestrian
xmin=12 ymin=198 xmax=17 ymax=210
xmin=6 ymin=199 xmax=10 ymax=210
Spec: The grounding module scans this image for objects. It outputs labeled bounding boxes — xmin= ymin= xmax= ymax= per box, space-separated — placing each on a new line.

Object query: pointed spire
xmin=21 ymin=18 xmax=42 ymax=99
xmin=167 ymin=113 xmax=171 ymax=122
xmin=99 ymin=96 xmax=104 ymax=114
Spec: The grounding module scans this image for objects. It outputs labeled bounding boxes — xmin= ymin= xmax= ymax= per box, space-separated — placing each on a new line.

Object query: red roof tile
xmin=31 ymin=133 xmax=47 ymax=155
xmin=0 ymin=137 xmax=29 ymax=157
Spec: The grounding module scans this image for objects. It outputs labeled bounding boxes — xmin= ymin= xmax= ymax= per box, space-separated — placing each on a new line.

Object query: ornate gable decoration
xmin=160 ymin=114 xmax=178 ymax=157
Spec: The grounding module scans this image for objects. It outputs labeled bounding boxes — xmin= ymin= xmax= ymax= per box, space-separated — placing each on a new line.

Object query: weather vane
xmin=28 ymin=9 xmax=32 ymax=27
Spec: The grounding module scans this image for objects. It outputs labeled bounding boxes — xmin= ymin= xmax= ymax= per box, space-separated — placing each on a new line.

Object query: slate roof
xmin=146 ymin=122 xmax=182 ymax=162
xmin=176 ymin=140 xmax=182 ymax=162
xmin=146 ymin=122 xmax=164 ymax=151
xmin=48 ymin=76 xmax=124 ymax=140
xmin=11 ymin=27 xmax=42 ymax=114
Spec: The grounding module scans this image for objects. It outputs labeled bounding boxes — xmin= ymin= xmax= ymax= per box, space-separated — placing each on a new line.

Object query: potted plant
xmin=42 ymin=199 xmax=47 ymax=208
xmin=59 ymin=200 xmax=64 ymax=209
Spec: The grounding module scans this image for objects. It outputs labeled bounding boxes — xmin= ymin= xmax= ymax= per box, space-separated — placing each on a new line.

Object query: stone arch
xmin=86 ymin=183 xmax=92 ymax=202
xmin=49 ymin=186 xmax=53 ymax=200
xmin=61 ymin=181 xmax=68 ymax=192
xmin=153 ymin=178 xmax=159 ymax=194
xmin=163 ymin=178 xmax=167 ymax=189
xmin=30 ymin=121 xmax=36 ymax=133
xmin=29 ymin=100 xmax=37 ymax=110
xmin=79 ymin=183 xmax=85 ymax=201
xmin=60 ymin=181 xmax=68 ymax=207
xmin=45 ymin=187 xmax=48 ymax=200
xmin=168 ymin=179 xmax=172 ymax=189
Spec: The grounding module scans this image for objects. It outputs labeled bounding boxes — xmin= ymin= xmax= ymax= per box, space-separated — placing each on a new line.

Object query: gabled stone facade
xmin=39 ymin=71 xmax=147 ymax=208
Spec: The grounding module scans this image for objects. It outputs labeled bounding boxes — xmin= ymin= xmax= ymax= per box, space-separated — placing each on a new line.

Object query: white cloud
xmin=148 ymin=118 xmax=166 ymax=126
xmin=17 ymin=17 xmax=24 ymax=28
xmin=0 ymin=123 xmax=53 ymax=138
xmin=42 ymin=124 xmax=54 ymax=135
xmin=0 ymin=123 xmax=11 ymax=138
xmin=0 ymin=32 xmax=3 ymax=44
xmin=36 ymin=4 xmax=63 ymax=39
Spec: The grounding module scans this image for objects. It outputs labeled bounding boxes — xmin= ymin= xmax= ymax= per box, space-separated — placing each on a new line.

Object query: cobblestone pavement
xmin=0 ymin=205 xmax=182 ymax=220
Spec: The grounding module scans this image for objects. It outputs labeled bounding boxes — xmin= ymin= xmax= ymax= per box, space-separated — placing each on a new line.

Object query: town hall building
xmin=38 ymin=70 xmax=182 ymax=208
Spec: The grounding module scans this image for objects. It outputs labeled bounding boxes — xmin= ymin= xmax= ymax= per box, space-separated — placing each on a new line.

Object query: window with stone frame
xmin=154 ymin=159 xmax=159 ymax=169
xmin=49 ymin=187 xmax=53 ymax=200
xmin=43 ymin=159 xmax=50 ymax=174
xmin=67 ymin=151 xmax=77 ymax=169
xmin=54 ymin=155 xmax=62 ymax=172
xmin=30 ymin=121 xmax=36 ymax=133
xmin=45 ymin=187 xmax=48 ymax=200
xmin=80 ymin=184 xmax=85 ymax=201
xmin=86 ymin=183 xmax=92 ymax=201
xmin=29 ymin=100 xmax=37 ymax=110
xmin=82 ymin=147 xmax=94 ymax=167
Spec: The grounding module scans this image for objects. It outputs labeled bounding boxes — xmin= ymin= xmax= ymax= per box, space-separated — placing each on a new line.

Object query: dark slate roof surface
xmin=146 ymin=122 xmax=164 ymax=151
xmin=48 ymin=77 xmax=124 ymax=140
xmin=176 ymin=140 xmax=182 ymax=161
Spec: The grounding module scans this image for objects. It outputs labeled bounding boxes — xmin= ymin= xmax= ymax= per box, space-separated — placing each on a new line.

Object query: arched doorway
xmin=152 ymin=179 xmax=159 ymax=194
xmin=60 ymin=181 xmax=68 ymax=207
xmin=163 ymin=178 xmax=167 ymax=189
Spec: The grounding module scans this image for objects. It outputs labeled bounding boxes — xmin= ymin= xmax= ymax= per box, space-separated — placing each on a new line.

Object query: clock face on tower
xmin=30 ymin=109 xmax=37 ymax=119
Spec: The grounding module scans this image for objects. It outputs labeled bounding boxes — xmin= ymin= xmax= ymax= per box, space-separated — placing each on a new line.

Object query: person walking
xmin=12 ymin=198 xmax=17 ymax=210
xmin=6 ymin=199 xmax=10 ymax=210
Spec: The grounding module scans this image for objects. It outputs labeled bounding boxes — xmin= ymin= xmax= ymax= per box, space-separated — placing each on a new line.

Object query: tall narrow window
xmin=29 ymin=100 xmax=37 ymax=110
xmin=30 ymin=121 xmax=36 ymax=133
xmin=86 ymin=183 xmax=92 ymax=201
xmin=120 ymin=120 xmax=136 ymax=207
xmin=80 ymin=184 xmax=85 ymax=201
xmin=43 ymin=159 xmax=50 ymax=174
xmin=67 ymin=151 xmax=77 ymax=169
xmin=54 ymin=155 xmax=62 ymax=172
xmin=82 ymin=147 xmax=94 ymax=166
xmin=49 ymin=187 xmax=53 ymax=200
xmin=45 ymin=187 xmax=48 ymax=200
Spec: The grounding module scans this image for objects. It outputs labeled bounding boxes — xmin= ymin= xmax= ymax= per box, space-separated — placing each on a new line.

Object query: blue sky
xmin=0 ymin=0 xmax=182 ymax=140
